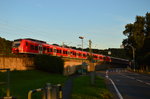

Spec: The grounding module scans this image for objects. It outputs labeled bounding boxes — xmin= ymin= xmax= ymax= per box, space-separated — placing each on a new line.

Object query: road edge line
xmin=106 ymin=70 xmax=123 ymax=99
xmin=108 ymin=78 xmax=123 ymax=99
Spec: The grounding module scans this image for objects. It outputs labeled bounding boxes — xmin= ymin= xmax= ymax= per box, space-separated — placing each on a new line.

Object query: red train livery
xmin=12 ymin=38 xmax=128 ymax=64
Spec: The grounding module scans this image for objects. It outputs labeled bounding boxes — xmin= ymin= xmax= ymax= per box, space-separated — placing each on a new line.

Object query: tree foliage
xmin=0 ymin=37 xmax=12 ymax=54
xmin=122 ymin=12 xmax=150 ymax=70
xmin=34 ymin=54 xmax=64 ymax=74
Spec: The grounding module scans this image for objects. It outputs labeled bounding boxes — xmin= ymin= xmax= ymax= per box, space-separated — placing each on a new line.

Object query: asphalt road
xmin=97 ymin=70 xmax=150 ymax=99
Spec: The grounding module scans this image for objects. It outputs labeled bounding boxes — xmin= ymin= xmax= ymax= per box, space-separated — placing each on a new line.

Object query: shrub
xmin=34 ymin=55 xmax=64 ymax=74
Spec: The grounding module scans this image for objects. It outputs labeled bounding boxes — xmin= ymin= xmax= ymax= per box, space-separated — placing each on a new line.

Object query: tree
xmin=0 ymin=37 xmax=12 ymax=54
xmin=133 ymin=16 xmax=145 ymax=50
xmin=122 ymin=13 xmax=150 ymax=71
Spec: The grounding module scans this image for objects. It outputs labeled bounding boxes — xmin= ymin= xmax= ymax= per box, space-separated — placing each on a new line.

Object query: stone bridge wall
xmin=0 ymin=56 xmax=86 ymax=75
xmin=0 ymin=56 xmax=108 ymax=75
xmin=0 ymin=55 xmax=34 ymax=71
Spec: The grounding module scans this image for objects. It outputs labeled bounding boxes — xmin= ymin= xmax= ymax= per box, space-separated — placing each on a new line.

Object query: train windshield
xmin=12 ymin=42 xmax=20 ymax=48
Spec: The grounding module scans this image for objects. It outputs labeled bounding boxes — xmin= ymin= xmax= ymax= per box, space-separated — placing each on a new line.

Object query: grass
xmin=71 ymin=75 xmax=113 ymax=99
xmin=0 ymin=70 xmax=67 ymax=99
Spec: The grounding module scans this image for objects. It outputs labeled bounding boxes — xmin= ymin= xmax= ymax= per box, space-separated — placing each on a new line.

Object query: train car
xmin=12 ymin=38 xmax=108 ymax=62
xmin=98 ymin=54 xmax=105 ymax=62
xmin=105 ymin=56 xmax=111 ymax=62
xmin=12 ymin=38 xmax=129 ymax=66
xmin=92 ymin=53 xmax=99 ymax=60
xmin=61 ymin=47 xmax=70 ymax=57
xmin=12 ymin=38 xmax=46 ymax=54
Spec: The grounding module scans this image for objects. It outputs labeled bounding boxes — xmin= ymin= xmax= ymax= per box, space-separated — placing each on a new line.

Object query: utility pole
xmin=62 ymin=42 xmax=65 ymax=48
xmin=89 ymin=40 xmax=92 ymax=57
xmin=89 ymin=40 xmax=94 ymax=71
xmin=79 ymin=36 xmax=84 ymax=74
xmin=89 ymin=40 xmax=95 ymax=85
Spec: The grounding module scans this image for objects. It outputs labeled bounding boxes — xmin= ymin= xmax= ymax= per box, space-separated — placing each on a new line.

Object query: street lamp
xmin=79 ymin=36 xmax=84 ymax=74
xmin=79 ymin=36 xmax=84 ymax=52
xmin=128 ymin=45 xmax=135 ymax=71
xmin=121 ymin=44 xmax=135 ymax=71
xmin=108 ymin=51 xmax=111 ymax=56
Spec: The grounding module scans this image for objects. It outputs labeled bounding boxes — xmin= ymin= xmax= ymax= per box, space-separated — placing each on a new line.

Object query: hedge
xmin=34 ymin=55 xmax=64 ymax=74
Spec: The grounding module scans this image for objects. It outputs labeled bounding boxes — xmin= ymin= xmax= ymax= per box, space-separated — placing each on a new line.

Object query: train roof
xmin=14 ymin=38 xmax=47 ymax=44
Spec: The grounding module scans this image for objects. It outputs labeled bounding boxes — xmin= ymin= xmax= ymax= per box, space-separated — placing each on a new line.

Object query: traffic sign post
xmin=0 ymin=69 xmax=16 ymax=99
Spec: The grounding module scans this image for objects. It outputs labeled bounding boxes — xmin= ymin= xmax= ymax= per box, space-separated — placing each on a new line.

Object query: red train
xmin=12 ymin=38 xmax=111 ymax=62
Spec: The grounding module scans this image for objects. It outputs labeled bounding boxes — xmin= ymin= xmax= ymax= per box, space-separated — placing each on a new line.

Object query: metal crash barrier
xmin=28 ymin=83 xmax=63 ymax=99
xmin=0 ymin=69 xmax=16 ymax=99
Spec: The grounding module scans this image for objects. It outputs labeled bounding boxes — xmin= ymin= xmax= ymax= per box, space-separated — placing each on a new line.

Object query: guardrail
xmin=28 ymin=83 xmax=63 ymax=99
xmin=0 ymin=69 xmax=63 ymax=99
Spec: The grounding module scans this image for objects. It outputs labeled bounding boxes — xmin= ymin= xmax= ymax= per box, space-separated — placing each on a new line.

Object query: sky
xmin=0 ymin=0 xmax=150 ymax=49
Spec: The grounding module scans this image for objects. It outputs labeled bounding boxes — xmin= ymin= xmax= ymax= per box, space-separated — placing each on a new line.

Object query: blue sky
xmin=0 ymin=0 xmax=150 ymax=49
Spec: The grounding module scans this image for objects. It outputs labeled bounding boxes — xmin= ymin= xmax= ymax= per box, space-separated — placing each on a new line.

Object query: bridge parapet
xmin=62 ymin=57 xmax=99 ymax=75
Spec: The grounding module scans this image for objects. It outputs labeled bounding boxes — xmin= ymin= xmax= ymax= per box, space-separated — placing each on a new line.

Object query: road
xmin=97 ymin=69 xmax=150 ymax=99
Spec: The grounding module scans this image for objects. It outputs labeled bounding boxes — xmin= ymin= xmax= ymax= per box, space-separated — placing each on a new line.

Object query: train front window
xmin=13 ymin=42 xmax=20 ymax=48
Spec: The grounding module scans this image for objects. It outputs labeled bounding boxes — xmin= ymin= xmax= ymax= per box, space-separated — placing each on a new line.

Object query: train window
xmin=74 ymin=52 xmax=76 ymax=56
xmin=63 ymin=50 xmax=66 ymax=54
xmin=50 ymin=48 xmax=53 ymax=52
xmin=57 ymin=49 xmax=59 ymax=53
xmin=75 ymin=52 xmax=76 ymax=56
xmin=66 ymin=51 xmax=68 ymax=54
xmin=83 ymin=54 xmax=86 ymax=57
xmin=30 ymin=45 xmax=34 ymax=50
xmin=13 ymin=43 xmax=20 ymax=48
xmin=73 ymin=52 xmax=75 ymax=55
xmin=47 ymin=48 xmax=49 ymax=52
xmin=26 ymin=42 xmax=28 ymax=46
xmin=103 ymin=57 xmax=106 ymax=60
xmin=35 ymin=46 xmax=38 ymax=51
xmin=43 ymin=47 xmax=46 ymax=51
xmin=79 ymin=53 xmax=81 ymax=56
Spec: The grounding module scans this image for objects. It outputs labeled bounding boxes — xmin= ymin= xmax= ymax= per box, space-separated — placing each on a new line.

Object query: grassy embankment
xmin=0 ymin=70 xmax=113 ymax=99
xmin=0 ymin=70 xmax=67 ymax=99
xmin=72 ymin=75 xmax=113 ymax=99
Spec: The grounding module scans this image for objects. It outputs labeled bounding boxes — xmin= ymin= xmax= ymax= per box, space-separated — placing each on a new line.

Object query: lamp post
xmin=79 ymin=36 xmax=84 ymax=52
xmin=79 ymin=36 xmax=84 ymax=74
xmin=128 ymin=45 xmax=135 ymax=71
xmin=121 ymin=44 xmax=135 ymax=71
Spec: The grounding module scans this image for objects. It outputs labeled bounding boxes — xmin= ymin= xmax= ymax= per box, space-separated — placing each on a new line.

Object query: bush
xmin=34 ymin=55 xmax=64 ymax=74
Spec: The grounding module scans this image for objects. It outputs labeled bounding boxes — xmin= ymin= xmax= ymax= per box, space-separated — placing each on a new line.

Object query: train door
xmin=67 ymin=49 xmax=70 ymax=57
xmin=38 ymin=45 xmax=43 ymax=54
xmin=53 ymin=48 xmax=57 ymax=56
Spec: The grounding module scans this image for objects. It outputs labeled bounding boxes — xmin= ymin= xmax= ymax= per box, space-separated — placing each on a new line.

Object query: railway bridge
xmin=0 ymin=55 xmax=128 ymax=75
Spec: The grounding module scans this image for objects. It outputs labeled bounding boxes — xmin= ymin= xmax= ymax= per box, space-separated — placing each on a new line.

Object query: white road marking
xmin=145 ymin=83 xmax=150 ymax=86
xmin=136 ymin=79 xmax=143 ymax=83
xmin=120 ymin=74 xmax=150 ymax=86
xmin=108 ymin=78 xmax=123 ymax=99
xmin=106 ymin=70 xmax=123 ymax=99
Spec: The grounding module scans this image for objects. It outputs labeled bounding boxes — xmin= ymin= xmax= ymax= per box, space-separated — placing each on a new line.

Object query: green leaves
xmin=122 ymin=12 xmax=150 ymax=69
xmin=34 ymin=55 xmax=64 ymax=74
xmin=0 ymin=37 xmax=12 ymax=54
